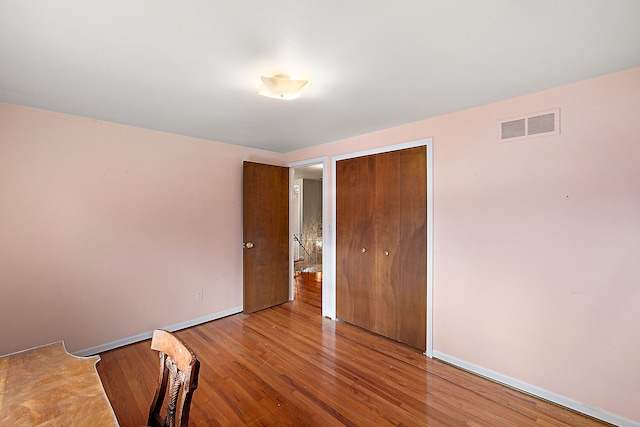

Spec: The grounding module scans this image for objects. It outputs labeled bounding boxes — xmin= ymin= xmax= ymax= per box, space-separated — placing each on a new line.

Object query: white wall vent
xmin=498 ymin=108 xmax=560 ymax=143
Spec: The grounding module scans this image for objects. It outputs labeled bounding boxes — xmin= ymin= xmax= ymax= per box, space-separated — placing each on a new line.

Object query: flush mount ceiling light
xmin=259 ymin=74 xmax=308 ymax=100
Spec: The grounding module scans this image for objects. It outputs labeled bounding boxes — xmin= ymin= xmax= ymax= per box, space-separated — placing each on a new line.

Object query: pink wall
xmin=0 ymin=104 xmax=284 ymax=355
xmin=1 ymin=67 xmax=638 ymax=423
xmin=286 ymin=67 xmax=640 ymax=423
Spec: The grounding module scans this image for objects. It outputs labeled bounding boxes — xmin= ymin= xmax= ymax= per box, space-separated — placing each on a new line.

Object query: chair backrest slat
xmin=147 ymin=330 xmax=200 ymax=427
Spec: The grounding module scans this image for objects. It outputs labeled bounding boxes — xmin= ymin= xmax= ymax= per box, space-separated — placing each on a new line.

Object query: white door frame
xmin=287 ymin=137 xmax=434 ymax=358
xmin=286 ymin=157 xmax=327 ymax=302
xmin=330 ymin=138 xmax=434 ymax=358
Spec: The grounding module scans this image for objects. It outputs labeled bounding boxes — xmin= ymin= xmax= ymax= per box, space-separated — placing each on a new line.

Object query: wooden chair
xmin=147 ymin=329 xmax=200 ymax=427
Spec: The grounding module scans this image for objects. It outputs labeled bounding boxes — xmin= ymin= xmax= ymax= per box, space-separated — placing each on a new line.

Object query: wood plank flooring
xmin=97 ymin=274 xmax=608 ymax=426
xmin=294 ymin=272 xmax=322 ymax=309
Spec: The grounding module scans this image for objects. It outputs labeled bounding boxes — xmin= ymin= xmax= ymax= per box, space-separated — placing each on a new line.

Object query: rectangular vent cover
xmin=499 ymin=108 xmax=560 ymax=142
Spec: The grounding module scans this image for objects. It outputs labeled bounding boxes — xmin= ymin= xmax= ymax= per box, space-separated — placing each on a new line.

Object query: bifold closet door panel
xmin=336 ymin=155 xmax=376 ymax=327
xmin=398 ymin=146 xmax=427 ymax=350
xmin=336 ymin=146 xmax=428 ymax=351
xmin=373 ymin=150 xmax=401 ymax=339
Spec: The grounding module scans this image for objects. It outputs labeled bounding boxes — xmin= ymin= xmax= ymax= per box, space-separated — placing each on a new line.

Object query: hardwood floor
xmin=294 ymin=272 xmax=322 ymax=309
xmin=97 ymin=275 xmax=608 ymax=426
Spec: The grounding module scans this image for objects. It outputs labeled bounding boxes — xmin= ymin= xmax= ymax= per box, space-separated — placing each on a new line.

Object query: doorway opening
xmin=292 ymin=163 xmax=323 ymax=310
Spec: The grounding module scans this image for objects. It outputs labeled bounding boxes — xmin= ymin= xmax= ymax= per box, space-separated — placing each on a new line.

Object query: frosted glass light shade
xmin=260 ymin=74 xmax=308 ymax=100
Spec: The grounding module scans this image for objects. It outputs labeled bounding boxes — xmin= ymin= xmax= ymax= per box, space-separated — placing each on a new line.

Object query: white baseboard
xmin=76 ymin=306 xmax=243 ymax=357
xmin=432 ymin=351 xmax=638 ymax=427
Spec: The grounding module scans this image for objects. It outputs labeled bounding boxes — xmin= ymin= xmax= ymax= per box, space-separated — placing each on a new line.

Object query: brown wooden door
xmin=373 ymin=150 xmax=401 ymax=340
xmin=336 ymin=146 xmax=427 ymax=351
xmin=398 ymin=146 xmax=427 ymax=350
xmin=336 ymin=155 xmax=376 ymax=327
xmin=243 ymin=161 xmax=289 ymax=313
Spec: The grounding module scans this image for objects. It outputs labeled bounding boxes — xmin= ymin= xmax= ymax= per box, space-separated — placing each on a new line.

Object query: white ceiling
xmin=1 ymin=1 xmax=639 ymax=153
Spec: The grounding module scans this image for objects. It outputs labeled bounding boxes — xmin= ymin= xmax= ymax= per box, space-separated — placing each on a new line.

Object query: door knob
xmin=384 ymin=250 xmax=390 ymax=256
xmin=243 ymin=242 xmax=254 ymax=249
xmin=361 ymin=247 xmax=367 ymax=253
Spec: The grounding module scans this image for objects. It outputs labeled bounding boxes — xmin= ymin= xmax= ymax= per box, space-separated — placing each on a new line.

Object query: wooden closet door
xmin=373 ymin=150 xmax=401 ymax=340
xmin=398 ymin=146 xmax=427 ymax=350
xmin=336 ymin=146 xmax=427 ymax=352
xmin=336 ymin=155 xmax=376 ymax=328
